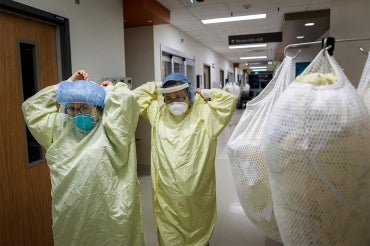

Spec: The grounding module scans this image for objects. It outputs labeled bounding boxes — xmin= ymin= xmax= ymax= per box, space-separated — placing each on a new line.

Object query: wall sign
xmin=229 ymin=32 xmax=282 ymax=45
xmin=246 ymin=60 xmax=273 ymax=66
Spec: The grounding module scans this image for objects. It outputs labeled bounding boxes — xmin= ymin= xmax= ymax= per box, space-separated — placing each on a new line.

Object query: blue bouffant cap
xmin=163 ymin=73 xmax=189 ymax=85
xmin=57 ymin=80 xmax=106 ymax=107
xmin=162 ymin=73 xmax=195 ymax=106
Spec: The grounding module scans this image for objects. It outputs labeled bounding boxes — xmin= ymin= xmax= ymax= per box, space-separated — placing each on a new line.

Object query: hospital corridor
xmin=139 ymin=109 xmax=276 ymax=246
xmin=2 ymin=0 xmax=369 ymax=245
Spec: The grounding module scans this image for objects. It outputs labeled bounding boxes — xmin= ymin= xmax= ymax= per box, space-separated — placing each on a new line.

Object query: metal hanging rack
xmin=359 ymin=47 xmax=369 ymax=55
xmin=284 ymin=37 xmax=370 ymax=56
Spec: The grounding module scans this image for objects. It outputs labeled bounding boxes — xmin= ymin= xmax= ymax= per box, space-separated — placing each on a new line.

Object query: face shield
xmin=159 ymin=82 xmax=190 ymax=116
xmin=159 ymin=73 xmax=195 ymax=116
xmin=56 ymin=80 xmax=106 ymax=135
xmin=161 ymin=73 xmax=195 ymax=106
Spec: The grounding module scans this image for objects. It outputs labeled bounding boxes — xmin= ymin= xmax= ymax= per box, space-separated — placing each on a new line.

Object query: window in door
xmin=161 ymin=45 xmax=195 ymax=86
xmin=172 ymin=56 xmax=184 ymax=74
xmin=19 ymin=42 xmax=44 ymax=166
xmin=220 ymin=69 xmax=225 ymax=88
xmin=186 ymin=59 xmax=195 ymax=84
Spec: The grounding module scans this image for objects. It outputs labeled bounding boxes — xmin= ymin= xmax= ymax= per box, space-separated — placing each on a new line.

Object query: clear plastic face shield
xmin=159 ymin=83 xmax=190 ymax=116
xmin=56 ymin=80 xmax=106 ymax=135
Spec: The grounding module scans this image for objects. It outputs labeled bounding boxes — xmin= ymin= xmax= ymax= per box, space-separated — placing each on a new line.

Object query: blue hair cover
xmin=57 ymin=80 xmax=106 ymax=107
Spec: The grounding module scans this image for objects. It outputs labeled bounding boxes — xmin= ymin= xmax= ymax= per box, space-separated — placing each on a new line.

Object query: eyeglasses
xmin=164 ymin=95 xmax=187 ymax=104
xmin=66 ymin=104 xmax=94 ymax=115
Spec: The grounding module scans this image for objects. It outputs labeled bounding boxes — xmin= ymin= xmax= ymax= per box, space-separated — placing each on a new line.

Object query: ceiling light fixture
xmin=305 ymin=22 xmax=315 ymax=26
xmin=240 ymin=56 xmax=267 ymax=60
xmin=229 ymin=44 xmax=267 ymax=49
xmin=252 ymin=68 xmax=267 ymax=72
xmin=249 ymin=66 xmax=267 ymax=69
xmin=201 ymin=14 xmax=266 ymax=24
xmin=296 ymin=36 xmax=304 ymax=39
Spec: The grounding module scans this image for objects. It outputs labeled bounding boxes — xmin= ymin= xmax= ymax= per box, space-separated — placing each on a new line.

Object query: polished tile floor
xmin=138 ymin=109 xmax=281 ymax=246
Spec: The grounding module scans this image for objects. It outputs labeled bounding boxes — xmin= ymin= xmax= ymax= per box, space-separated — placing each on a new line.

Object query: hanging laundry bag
xmin=223 ymin=81 xmax=241 ymax=98
xmin=264 ymin=48 xmax=370 ymax=246
xmin=357 ymin=50 xmax=370 ymax=245
xmin=357 ymin=51 xmax=370 ymax=110
xmin=227 ymin=56 xmax=294 ymax=242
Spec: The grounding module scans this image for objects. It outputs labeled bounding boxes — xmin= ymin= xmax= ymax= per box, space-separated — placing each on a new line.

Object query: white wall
xmin=125 ymin=26 xmax=155 ymax=87
xmin=14 ymin=0 xmax=125 ymax=82
xmin=272 ymin=0 xmax=370 ymax=84
xmin=153 ymin=24 xmax=233 ymax=86
xmin=330 ymin=0 xmax=370 ymax=86
xmin=124 ymin=26 xmax=155 ymax=168
xmin=285 ymin=43 xmax=323 ymax=76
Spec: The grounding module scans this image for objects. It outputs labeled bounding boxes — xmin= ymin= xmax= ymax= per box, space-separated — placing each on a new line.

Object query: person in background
xmin=133 ymin=73 xmax=237 ymax=245
xmin=22 ymin=70 xmax=144 ymax=246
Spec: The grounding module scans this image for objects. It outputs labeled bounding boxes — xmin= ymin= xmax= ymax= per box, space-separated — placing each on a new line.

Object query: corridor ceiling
xmin=123 ymin=0 xmax=331 ymax=71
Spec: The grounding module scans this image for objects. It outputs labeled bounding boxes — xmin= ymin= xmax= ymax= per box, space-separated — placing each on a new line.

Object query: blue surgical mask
xmin=74 ymin=114 xmax=95 ymax=133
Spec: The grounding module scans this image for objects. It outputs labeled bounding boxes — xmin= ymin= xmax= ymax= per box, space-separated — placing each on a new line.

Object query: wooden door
xmin=203 ymin=65 xmax=210 ymax=89
xmin=220 ymin=69 xmax=225 ymax=88
xmin=0 ymin=11 xmax=58 ymax=245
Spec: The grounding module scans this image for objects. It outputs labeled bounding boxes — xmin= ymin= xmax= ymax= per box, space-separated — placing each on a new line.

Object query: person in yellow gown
xmin=22 ymin=70 xmax=144 ymax=246
xmin=134 ymin=73 xmax=237 ymax=245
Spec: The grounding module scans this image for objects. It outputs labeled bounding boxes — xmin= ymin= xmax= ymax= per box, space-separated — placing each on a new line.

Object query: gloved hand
xmin=196 ymin=88 xmax=211 ymax=98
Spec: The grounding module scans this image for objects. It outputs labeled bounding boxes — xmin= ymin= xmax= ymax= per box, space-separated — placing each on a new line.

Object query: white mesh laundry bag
xmin=357 ymin=51 xmax=370 ymax=111
xmin=223 ymin=81 xmax=241 ymax=98
xmin=357 ymin=50 xmax=370 ymax=245
xmin=227 ymin=56 xmax=294 ymax=242
xmin=264 ymin=48 xmax=370 ymax=246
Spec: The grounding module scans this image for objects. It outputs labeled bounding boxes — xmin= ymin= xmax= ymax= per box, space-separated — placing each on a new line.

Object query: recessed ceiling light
xmin=201 ymin=14 xmax=266 ymax=24
xmin=229 ymin=44 xmax=267 ymax=49
xmin=249 ymin=66 xmax=267 ymax=69
xmin=251 ymin=68 xmax=267 ymax=72
xmin=240 ymin=56 xmax=267 ymax=60
xmin=296 ymin=36 xmax=304 ymax=39
xmin=305 ymin=22 xmax=315 ymax=26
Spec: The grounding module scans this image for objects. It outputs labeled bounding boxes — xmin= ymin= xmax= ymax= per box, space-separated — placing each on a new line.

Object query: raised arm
xmin=102 ymin=82 xmax=140 ymax=168
xmin=132 ymin=81 xmax=160 ymax=120
xmin=22 ymin=85 xmax=59 ymax=149
xmin=196 ymin=88 xmax=237 ymax=137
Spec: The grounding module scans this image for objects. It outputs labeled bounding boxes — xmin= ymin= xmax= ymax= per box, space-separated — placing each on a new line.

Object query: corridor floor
xmin=138 ymin=109 xmax=275 ymax=246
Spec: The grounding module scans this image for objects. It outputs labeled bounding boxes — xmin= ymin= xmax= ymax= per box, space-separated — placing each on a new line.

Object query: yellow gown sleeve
xmin=132 ymin=81 xmax=160 ymax=122
xmin=102 ymin=82 xmax=140 ymax=169
xmin=22 ymin=85 xmax=59 ymax=149
xmin=199 ymin=88 xmax=237 ymax=137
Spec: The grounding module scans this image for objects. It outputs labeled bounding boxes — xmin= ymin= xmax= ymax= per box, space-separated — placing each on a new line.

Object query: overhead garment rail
xmin=359 ymin=47 xmax=370 ymax=54
xmin=284 ymin=37 xmax=370 ymax=56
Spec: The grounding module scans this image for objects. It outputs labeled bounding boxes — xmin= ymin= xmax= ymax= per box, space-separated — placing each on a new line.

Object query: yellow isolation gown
xmin=134 ymin=82 xmax=236 ymax=246
xmin=22 ymin=82 xmax=144 ymax=246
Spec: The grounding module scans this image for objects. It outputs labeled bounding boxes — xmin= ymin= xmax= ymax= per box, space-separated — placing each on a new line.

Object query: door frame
xmin=1 ymin=0 xmax=72 ymax=79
